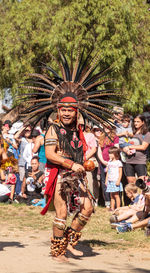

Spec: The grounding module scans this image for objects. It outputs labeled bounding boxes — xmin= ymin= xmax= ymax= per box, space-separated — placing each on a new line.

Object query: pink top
xmin=84 ymin=132 xmax=97 ymax=157
xmin=101 ymin=136 xmax=119 ymax=161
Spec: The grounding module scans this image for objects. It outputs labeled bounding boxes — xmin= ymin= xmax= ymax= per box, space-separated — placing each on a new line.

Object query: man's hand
xmin=71 ymin=163 xmax=85 ymax=173
xmin=22 ymin=193 xmax=27 ymax=198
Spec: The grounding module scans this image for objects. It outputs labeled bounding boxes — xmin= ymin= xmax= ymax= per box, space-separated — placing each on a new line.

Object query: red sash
xmin=41 ymin=163 xmax=59 ymax=215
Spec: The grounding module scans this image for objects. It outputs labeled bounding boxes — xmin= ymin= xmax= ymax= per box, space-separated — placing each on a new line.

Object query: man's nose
xmin=64 ymin=111 xmax=70 ymax=115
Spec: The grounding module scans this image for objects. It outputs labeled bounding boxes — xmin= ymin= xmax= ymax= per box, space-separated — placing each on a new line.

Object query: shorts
xmin=106 ymin=181 xmax=123 ymax=193
xmin=125 ymin=163 xmax=147 ymax=177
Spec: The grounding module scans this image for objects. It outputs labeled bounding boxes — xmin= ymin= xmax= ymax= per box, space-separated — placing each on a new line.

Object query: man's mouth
xmin=63 ymin=117 xmax=70 ymax=121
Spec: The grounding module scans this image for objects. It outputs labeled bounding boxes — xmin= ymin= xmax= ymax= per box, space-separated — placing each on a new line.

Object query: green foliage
xmin=0 ymin=0 xmax=149 ymax=113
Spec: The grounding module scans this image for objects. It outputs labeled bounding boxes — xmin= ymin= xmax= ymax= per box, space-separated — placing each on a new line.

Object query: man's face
xmin=31 ymin=159 xmax=39 ymax=172
xmin=59 ymin=107 xmax=77 ymax=126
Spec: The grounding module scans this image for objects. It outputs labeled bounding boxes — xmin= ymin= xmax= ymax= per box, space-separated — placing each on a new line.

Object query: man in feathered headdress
xmin=18 ymin=49 xmax=120 ymax=261
xmin=42 ymin=92 xmax=94 ymax=261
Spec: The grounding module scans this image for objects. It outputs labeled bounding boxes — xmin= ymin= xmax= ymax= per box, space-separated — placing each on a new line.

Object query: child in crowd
xmin=116 ymin=114 xmax=135 ymax=157
xmin=114 ymin=187 xmax=148 ymax=234
xmin=110 ymin=183 xmax=145 ymax=225
xmin=105 ymin=147 xmax=123 ymax=211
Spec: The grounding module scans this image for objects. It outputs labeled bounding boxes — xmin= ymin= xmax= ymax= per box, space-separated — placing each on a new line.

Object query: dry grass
xmin=0 ymin=203 xmax=150 ymax=251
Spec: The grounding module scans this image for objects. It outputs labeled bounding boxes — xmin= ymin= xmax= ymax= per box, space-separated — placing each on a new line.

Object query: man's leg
xmin=66 ymin=188 xmax=93 ymax=256
xmin=51 ymin=180 xmax=68 ymax=261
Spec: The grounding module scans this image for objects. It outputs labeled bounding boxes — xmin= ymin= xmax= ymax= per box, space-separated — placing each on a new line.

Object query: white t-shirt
xmin=23 ymin=142 xmax=37 ymax=168
xmin=107 ymin=160 xmax=123 ymax=181
xmin=0 ymin=184 xmax=11 ymax=196
xmin=26 ymin=177 xmax=36 ymax=192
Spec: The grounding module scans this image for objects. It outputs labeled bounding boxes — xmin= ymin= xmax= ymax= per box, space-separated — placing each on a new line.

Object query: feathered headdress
xmin=17 ymin=49 xmax=121 ymax=128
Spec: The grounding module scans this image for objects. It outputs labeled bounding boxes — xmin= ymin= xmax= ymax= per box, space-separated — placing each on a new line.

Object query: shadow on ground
xmin=0 ymin=241 xmax=25 ymax=251
xmin=82 ymin=239 xmax=117 ymax=248
xmin=132 ymin=268 xmax=149 ymax=273
xmin=66 ymin=240 xmax=101 ymax=259
xmin=69 ymin=269 xmax=150 ymax=273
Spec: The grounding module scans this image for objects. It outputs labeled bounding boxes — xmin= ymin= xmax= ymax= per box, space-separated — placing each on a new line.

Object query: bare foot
xmin=52 ymin=255 xmax=69 ymax=263
xmin=67 ymin=243 xmax=83 ymax=256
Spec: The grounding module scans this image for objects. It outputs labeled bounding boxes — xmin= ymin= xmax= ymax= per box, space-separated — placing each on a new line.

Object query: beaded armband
xmin=45 ymin=138 xmax=57 ymax=146
xmin=62 ymin=159 xmax=74 ymax=169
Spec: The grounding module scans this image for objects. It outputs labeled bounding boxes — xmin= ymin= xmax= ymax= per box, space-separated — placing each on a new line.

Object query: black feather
xmin=88 ymin=99 xmax=121 ymax=106
xmin=88 ymin=88 xmax=119 ymax=95
xmin=82 ymin=66 xmax=111 ymax=88
xmin=23 ymin=79 xmax=54 ymax=91
xmin=22 ymin=101 xmax=51 ymax=114
xmin=59 ymin=51 xmax=71 ymax=81
xmin=39 ymin=61 xmax=62 ymax=80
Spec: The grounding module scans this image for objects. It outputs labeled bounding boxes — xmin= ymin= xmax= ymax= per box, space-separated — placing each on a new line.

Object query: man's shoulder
xmin=45 ymin=123 xmax=59 ymax=139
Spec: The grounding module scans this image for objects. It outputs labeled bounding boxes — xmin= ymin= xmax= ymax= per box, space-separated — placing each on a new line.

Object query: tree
xmin=0 ymin=0 xmax=149 ymax=113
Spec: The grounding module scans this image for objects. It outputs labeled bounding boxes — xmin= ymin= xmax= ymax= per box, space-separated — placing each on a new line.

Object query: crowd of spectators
xmin=0 ymin=106 xmax=150 ymax=235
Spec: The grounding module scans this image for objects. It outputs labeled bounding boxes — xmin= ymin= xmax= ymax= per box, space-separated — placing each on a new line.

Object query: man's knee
xmin=83 ymin=199 xmax=93 ymax=217
xmin=55 ymin=203 xmax=67 ymax=219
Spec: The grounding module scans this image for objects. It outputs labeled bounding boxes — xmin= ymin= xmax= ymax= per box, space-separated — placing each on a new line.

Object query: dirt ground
xmin=0 ymin=229 xmax=150 ymax=273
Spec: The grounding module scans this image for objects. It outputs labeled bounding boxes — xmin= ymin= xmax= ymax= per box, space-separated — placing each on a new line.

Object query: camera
xmin=28 ymin=166 xmax=32 ymax=173
xmin=136 ymin=178 xmax=150 ymax=193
